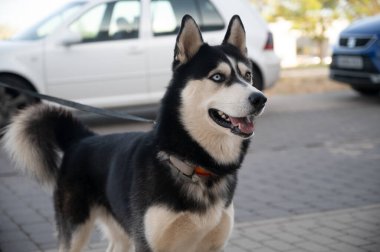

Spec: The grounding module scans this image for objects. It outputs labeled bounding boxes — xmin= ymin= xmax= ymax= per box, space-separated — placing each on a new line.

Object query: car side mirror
xmin=59 ymin=30 xmax=82 ymax=46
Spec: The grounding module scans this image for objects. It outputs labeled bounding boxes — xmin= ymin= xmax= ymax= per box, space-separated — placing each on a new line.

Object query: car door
xmin=45 ymin=0 xmax=147 ymax=107
xmin=147 ymin=0 xmax=225 ymax=95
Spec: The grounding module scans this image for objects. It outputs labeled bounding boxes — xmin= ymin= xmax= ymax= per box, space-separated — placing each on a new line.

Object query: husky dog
xmin=3 ymin=15 xmax=266 ymax=252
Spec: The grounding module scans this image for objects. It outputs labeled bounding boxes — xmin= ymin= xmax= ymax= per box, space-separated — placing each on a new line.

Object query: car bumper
xmin=261 ymin=52 xmax=281 ymax=89
xmin=330 ymin=69 xmax=380 ymax=86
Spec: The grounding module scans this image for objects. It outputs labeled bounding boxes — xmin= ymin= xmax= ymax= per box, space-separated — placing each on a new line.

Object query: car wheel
xmin=351 ymin=86 xmax=380 ymax=96
xmin=251 ymin=61 xmax=263 ymax=91
xmin=0 ymin=76 xmax=39 ymax=131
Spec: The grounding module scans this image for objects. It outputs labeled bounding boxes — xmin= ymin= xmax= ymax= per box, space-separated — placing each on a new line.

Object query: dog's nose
xmin=248 ymin=92 xmax=267 ymax=109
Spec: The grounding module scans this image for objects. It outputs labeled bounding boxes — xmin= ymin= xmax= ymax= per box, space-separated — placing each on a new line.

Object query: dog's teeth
xmin=218 ymin=111 xmax=223 ymax=116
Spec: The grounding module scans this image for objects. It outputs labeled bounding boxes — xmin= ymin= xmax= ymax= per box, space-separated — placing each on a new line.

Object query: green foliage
xmin=256 ymin=0 xmax=339 ymax=41
xmin=251 ymin=0 xmax=380 ymax=59
xmin=253 ymin=0 xmax=380 ymax=36
xmin=342 ymin=0 xmax=380 ymax=20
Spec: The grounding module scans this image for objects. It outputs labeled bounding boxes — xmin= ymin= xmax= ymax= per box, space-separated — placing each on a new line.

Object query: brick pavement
xmin=226 ymin=204 xmax=380 ymax=252
xmin=1 ymin=91 xmax=380 ymax=251
xmin=81 ymin=204 xmax=380 ymax=252
xmin=1 ymin=152 xmax=380 ymax=252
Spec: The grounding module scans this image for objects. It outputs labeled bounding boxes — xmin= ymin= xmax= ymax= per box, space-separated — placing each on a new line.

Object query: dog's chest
xmin=144 ymin=203 xmax=234 ymax=252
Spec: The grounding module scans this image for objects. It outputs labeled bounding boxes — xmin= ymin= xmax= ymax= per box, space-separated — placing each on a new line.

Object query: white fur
xmin=59 ymin=207 xmax=133 ymax=252
xmin=96 ymin=208 xmax=133 ymax=252
xmin=208 ymin=62 xmax=231 ymax=78
xmin=180 ymin=80 xmax=242 ymax=164
xmin=2 ymin=105 xmax=60 ymax=188
xmin=59 ymin=210 xmax=96 ymax=252
xmin=144 ymin=203 xmax=234 ymax=252
xmin=181 ymin=175 xmax=231 ymax=206
xmin=180 ymin=61 xmax=264 ymax=164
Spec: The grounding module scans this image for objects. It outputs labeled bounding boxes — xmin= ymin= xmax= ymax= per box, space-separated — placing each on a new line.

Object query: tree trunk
xmin=318 ymin=39 xmax=324 ymax=63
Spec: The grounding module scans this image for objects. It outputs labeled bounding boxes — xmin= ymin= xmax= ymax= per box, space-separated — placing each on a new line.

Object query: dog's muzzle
xmin=248 ymin=92 xmax=267 ymax=113
xmin=208 ymin=92 xmax=267 ymax=138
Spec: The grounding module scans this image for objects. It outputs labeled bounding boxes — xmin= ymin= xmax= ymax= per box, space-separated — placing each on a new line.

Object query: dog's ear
xmin=223 ymin=15 xmax=247 ymax=56
xmin=174 ymin=15 xmax=203 ymax=65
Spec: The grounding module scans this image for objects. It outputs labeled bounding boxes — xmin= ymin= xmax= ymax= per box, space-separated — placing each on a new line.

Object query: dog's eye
xmin=210 ymin=73 xmax=225 ymax=83
xmin=244 ymin=72 xmax=252 ymax=82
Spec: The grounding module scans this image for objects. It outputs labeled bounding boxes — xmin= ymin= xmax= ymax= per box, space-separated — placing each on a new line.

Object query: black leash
xmin=0 ymin=81 xmax=156 ymax=124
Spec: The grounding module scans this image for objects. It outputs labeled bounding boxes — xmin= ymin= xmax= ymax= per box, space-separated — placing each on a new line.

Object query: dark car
xmin=330 ymin=15 xmax=380 ymax=95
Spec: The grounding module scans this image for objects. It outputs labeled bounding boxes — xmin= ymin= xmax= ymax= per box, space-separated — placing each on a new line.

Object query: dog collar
xmin=158 ymin=152 xmax=213 ymax=182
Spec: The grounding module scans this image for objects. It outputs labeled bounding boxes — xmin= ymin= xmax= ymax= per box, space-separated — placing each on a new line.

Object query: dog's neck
xmin=154 ymin=109 xmax=249 ymax=177
xmin=157 ymin=151 xmax=213 ymax=182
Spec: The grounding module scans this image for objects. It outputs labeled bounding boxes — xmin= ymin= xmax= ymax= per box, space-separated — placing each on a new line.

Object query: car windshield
xmin=11 ymin=2 xmax=85 ymax=41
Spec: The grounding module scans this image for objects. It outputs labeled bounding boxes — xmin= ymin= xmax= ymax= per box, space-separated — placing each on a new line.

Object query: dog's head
xmin=159 ymin=15 xmax=267 ymax=166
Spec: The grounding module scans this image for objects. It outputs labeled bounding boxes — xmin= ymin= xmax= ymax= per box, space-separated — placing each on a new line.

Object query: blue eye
xmin=210 ymin=73 xmax=225 ymax=82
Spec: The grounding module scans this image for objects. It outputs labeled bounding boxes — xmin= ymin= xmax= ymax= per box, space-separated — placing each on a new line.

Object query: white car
xmin=0 ymin=0 xmax=280 ymax=127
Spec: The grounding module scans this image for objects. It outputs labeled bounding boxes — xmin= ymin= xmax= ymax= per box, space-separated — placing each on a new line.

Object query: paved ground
xmin=1 ymin=89 xmax=380 ymax=251
xmin=266 ymin=67 xmax=348 ymax=96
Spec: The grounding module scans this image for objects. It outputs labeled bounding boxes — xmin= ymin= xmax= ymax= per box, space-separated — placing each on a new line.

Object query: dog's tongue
xmin=229 ymin=116 xmax=254 ymax=134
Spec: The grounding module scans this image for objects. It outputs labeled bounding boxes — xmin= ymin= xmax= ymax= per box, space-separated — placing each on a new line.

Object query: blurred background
xmin=0 ymin=1 xmax=380 ymax=252
xmin=254 ymin=0 xmax=379 ymax=68
xmin=1 ymin=0 xmax=379 ymax=66
xmin=0 ymin=0 xmax=69 ymax=39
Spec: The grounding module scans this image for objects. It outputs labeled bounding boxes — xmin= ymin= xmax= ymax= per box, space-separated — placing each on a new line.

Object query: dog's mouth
xmin=208 ymin=109 xmax=255 ymax=137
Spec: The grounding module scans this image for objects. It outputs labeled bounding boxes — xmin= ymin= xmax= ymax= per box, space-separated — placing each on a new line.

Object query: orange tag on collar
xmin=194 ymin=166 xmax=212 ymax=177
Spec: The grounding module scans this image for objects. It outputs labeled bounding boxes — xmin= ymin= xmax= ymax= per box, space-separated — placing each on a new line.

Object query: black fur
xmin=5 ymin=15 xmax=263 ymax=251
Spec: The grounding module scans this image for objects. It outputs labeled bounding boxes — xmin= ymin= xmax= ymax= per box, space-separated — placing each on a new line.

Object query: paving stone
xmin=366 ymin=235 xmax=380 ymax=244
xmin=39 ymin=242 xmax=58 ymax=251
xmin=272 ymin=232 xmax=304 ymax=244
xmin=352 ymin=221 xmax=380 ymax=232
xmin=21 ymin=222 xmax=54 ymax=235
xmin=0 ymin=217 xmax=20 ymax=232
xmin=86 ymin=248 xmax=109 ymax=252
xmin=334 ymin=235 xmax=372 ymax=246
xmin=332 ymin=213 xmax=359 ymax=224
xmin=303 ymin=233 xmax=337 ymax=245
xmin=311 ymin=227 xmax=344 ymax=238
xmin=29 ymin=232 xmax=57 ymax=245
xmin=285 ymin=250 xmax=310 ymax=252
xmin=295 ymin=241 xmax=331 ymax=252
xmin=0 ymin=240 xmax=40 ymax=252
xmin=8 ymin=212 xmax=46 ymax=225
xmin=263 ymin=240 xmax=295 ymax=251
xmin=231 ymin=237 xmax=262 ymax=250
xmin=327 ymin=242 xmax=367 ymax=252
xmin=250 ymin=248 xmax=277 ymax=252
xmin=223 ymin=244 xmax=248 ymax=252
xmin=318 ymin=220 xmax=349 ymax=230
xmin=362 ymin=243 xmax=380 ymax=252
xmin=0 ymin=230 xmax=29 ymax=242
xmin=230 ymin=229 xmax=244 ymax=240
xmin=282 ymin=226 xmax=313 ymax=236
xmin=242 ymin=229 xmax=272 ymax=241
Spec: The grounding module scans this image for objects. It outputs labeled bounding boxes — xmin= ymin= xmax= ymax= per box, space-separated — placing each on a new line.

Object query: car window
xmin=151 ymin=0 xmax=224 ymax=36
xmin=109 ymin=0 xmax=141 ymax=40
xmin=151 ymin=0 xmax=200 ymax=36
xmin=70 ymin=3 xmax=108 ymax=42
xmin=196 ymin=0 xmax=224 ymax=31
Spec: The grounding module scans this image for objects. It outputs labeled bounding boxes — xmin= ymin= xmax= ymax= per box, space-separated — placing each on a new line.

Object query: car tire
xmin=0 ymin=76 xmax=39 ymax=131
xmin=351 ymin=86 xmax=380 ymax=96
xmin=251 ymin=61 xmax=263 ymax=91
